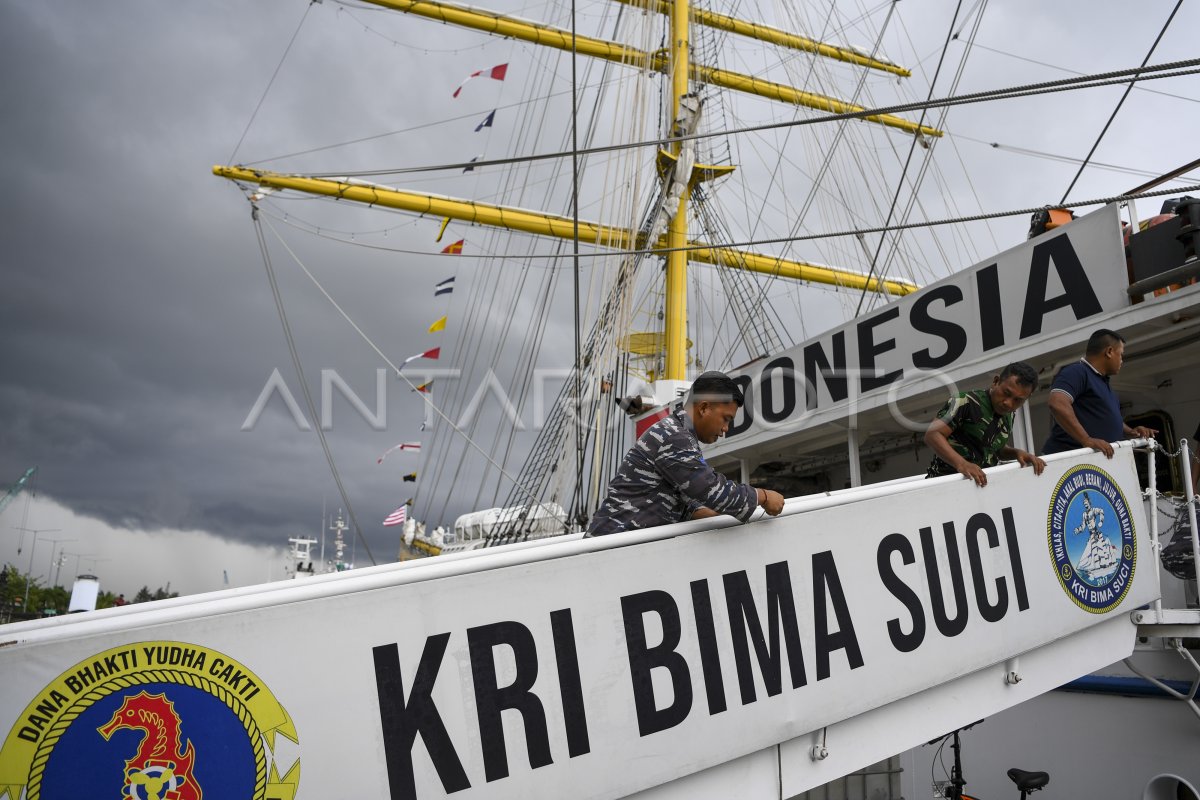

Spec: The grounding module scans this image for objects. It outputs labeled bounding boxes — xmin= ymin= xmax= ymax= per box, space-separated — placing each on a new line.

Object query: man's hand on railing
xmin=1015 ymin=450 xmax=1046 ymax=475
xmin=756 ymin=488 xmax=785 ymax=516
xmin=958 ymin=461 xmax=988 ymax=487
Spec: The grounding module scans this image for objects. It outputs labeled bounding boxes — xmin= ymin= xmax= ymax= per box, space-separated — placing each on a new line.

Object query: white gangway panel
xmin=0 ymin=445 xmax=1154 ymax=800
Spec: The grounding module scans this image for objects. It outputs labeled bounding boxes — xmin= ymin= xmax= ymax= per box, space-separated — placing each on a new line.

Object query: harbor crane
xmin=0 ymin=466 xmax=36 ymax=517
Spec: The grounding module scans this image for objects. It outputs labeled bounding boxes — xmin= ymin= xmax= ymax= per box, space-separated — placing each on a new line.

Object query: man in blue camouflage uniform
xmin=587 ymin=371 xmax=785 ymax=536
xmin=924 ymin=361 xmax=1045 ymax=487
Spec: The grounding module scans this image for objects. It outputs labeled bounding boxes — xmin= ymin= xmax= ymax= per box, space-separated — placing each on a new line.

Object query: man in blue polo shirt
xmin=1044 ymin=328 xmax=1156 ymax=458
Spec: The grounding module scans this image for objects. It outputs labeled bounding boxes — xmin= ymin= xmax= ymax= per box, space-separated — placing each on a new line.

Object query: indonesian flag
xmin=428 ymin=316 xmax=447 ymax=333
xmin=441 ymin=239 xmax=464 ymax=255
xmin=377 ymin=441 xmax=421 ymax=464
xmin=403 ymin=347 xmax=441 ymax=365
xmin=452 ymin=63 xmax=508 ymax=98
xmin=383 ymin=505 xmax=407 ymax=527
xmin=414 ymin=380 xmax=433 ymax=393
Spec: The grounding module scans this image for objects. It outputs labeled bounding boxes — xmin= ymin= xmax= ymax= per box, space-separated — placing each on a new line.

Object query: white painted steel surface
xmin=0 ymin=446 xmax=1155 ymax=799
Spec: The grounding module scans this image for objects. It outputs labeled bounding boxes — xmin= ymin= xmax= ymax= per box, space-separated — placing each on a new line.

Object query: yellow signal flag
xmin=428 ymin=315 xmax=447 ymax=333
xmin=435 ymin=216 xmax=451 ymax=243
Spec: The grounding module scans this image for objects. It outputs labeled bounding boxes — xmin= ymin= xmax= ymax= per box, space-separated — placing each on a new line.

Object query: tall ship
xmin=3 ymin=1 xmax=1200 ymax=798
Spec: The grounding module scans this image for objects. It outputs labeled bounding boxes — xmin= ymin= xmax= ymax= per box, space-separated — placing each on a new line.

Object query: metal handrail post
xmin=1148 ymin=439 xmax=1162 ymax=614
xmin=1178 ymin=438 xmax=1200 ymax=606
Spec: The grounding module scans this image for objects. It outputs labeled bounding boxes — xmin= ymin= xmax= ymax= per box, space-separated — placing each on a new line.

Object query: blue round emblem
xmin=1047 ymin=465 xmax=1136 ymax=613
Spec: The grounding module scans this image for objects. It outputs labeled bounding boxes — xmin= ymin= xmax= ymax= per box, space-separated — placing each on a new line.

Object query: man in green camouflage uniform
xmin=925 ymin=362 xmax=1046 ymax=487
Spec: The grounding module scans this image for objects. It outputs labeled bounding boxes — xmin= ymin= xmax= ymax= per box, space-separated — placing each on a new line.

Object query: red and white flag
xmin=377 ymin=441 xmax=421 ymax=464
xmin=403 ymin=347 xmax=441 ymax=365
xmin=383 ymin=506 xmax=407 ymax=527
xmin=452 ymin=63 xmax=508 ymax=98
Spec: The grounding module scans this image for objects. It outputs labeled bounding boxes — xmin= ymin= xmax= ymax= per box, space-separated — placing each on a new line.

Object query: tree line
xmin=0 ymin=563 xmax=178 ymax=622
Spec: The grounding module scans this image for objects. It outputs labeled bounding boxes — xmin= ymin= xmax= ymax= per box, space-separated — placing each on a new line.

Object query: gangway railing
xmin=0 ymin=443 xmax=1174 ymax=800
xmin=1123 ymin=437 xmax=1200 ymax=723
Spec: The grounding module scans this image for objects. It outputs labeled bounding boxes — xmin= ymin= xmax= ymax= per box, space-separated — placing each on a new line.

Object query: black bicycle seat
xmin=1007 ymin=768 xmax=1050 ymax=792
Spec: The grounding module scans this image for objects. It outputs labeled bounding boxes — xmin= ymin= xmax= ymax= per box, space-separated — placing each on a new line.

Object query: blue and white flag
xmin=474 ymin=109 xmax=496 ymax=132
xmin=435 ymin=276 xmax=455 ymax=296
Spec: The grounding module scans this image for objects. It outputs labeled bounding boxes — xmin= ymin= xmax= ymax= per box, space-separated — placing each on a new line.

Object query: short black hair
xmin=1086 ymin=328 xmax=1125 ymax=356
xmin=998 ymin=361 xmax=1037 ymax=389
xmin=689 ymin=371 xmax=744 ymax=407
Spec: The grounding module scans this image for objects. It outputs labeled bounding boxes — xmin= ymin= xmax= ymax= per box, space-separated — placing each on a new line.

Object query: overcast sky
xmin=1 ymin=0 xmax=1197 ymax=598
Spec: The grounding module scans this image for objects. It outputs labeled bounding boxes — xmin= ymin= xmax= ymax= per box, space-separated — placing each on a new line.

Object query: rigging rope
xmin=253 ymin=179 xmax=1200 ymax=263
xmin=760 ymin=0 xmax=901 ymax=322
xmin=950 ymin=133 xmax=1200 ymax=183
xmin=256 ymin=214 xmax=569 ymax=526
xmin=228 ymin=2 xmax=314 ymax=165
xmin=965 ymin=40 xmax=1199 ymax=106
xmin=288 ymin=57 xmax=1200 ymax=178
xmin=251 ymin=207 xmax=377 ymax=566
xmin=1058 ymin=0 xmax=1184 ymax=203
xmin=866 ymin=0 xmax=989 ymax=315
xmin=852 ymin=0 xmax=963 ymax=317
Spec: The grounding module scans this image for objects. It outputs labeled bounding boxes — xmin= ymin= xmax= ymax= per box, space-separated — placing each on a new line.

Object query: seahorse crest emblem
xmin=0 ymin=641 xmax=300 ymax=799
xmin=98 ymin=690 xmax=202 ymax=800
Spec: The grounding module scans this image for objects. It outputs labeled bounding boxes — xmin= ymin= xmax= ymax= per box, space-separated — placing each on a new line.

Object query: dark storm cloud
xmin=0 ymin=0 xmax=529 ymax=557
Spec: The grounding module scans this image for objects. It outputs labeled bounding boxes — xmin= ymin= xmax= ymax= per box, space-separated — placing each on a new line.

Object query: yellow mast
xmin=611 ymin=0 xmax=911 ymax=77
xmin=217 ymin=1 xmax=934 ymax=378
xmin=663 ymin=0 xmax=690 ymax=380
xmin=358 ymin=0 xmax=940 ymax=138
xmin=213 ymin=166 xmax=919 ymax=296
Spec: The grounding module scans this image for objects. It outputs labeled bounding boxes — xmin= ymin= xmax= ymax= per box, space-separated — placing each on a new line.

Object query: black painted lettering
xmin=621 ymin=590 xmax=693 ymax=736
xmin=726 ymin=374 xmax=754 ymax=437
xmin=911 ymin=285 xmax=967 ymax=369
xmin=760 ymin=356 xmax=796 ymax=424
xmin=723 ymin=563 xmax=806 ymax=705
xmin=468 ymin=621 xmax=554 ymax=782
xmin=802 ymin=332 xmax=848 ymax=410
xmin=878 ymin=533 xmax=926 ymax=652
xmin=858 ymin=307 xmax=903 ymax=392
xmin=964 ymin=513 xmax=1008 ymax=623
xmin=1002 ymin=507 xmax=1030 ymax=611
xmin=975 ymin=264 xmax=1005 ymax=351
xmin=550 ymin=608 xmax=591 ymax=758
xmin=689 ymin=579 xmax=727 ymax=715
xmin=1019 ymin=234 xmax=1103 ymax=338
xmin=811 ymin=551 xmax=864 ymax=679
xmin=920 ymin=523 xmax=969 ymax=637
xmin=373 ymin=637 xmax=471 ymax=800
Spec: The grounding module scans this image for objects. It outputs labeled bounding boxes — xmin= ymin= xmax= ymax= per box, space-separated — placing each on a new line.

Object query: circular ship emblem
xmin=1047 ymin=465 xmax=1136 ymax=613
xmin=0 ymin=641 xmax=300 ymax=799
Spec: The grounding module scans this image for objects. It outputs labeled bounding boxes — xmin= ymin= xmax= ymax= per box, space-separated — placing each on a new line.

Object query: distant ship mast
xmin=288 ymin=510 xmax=352 ymax=578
